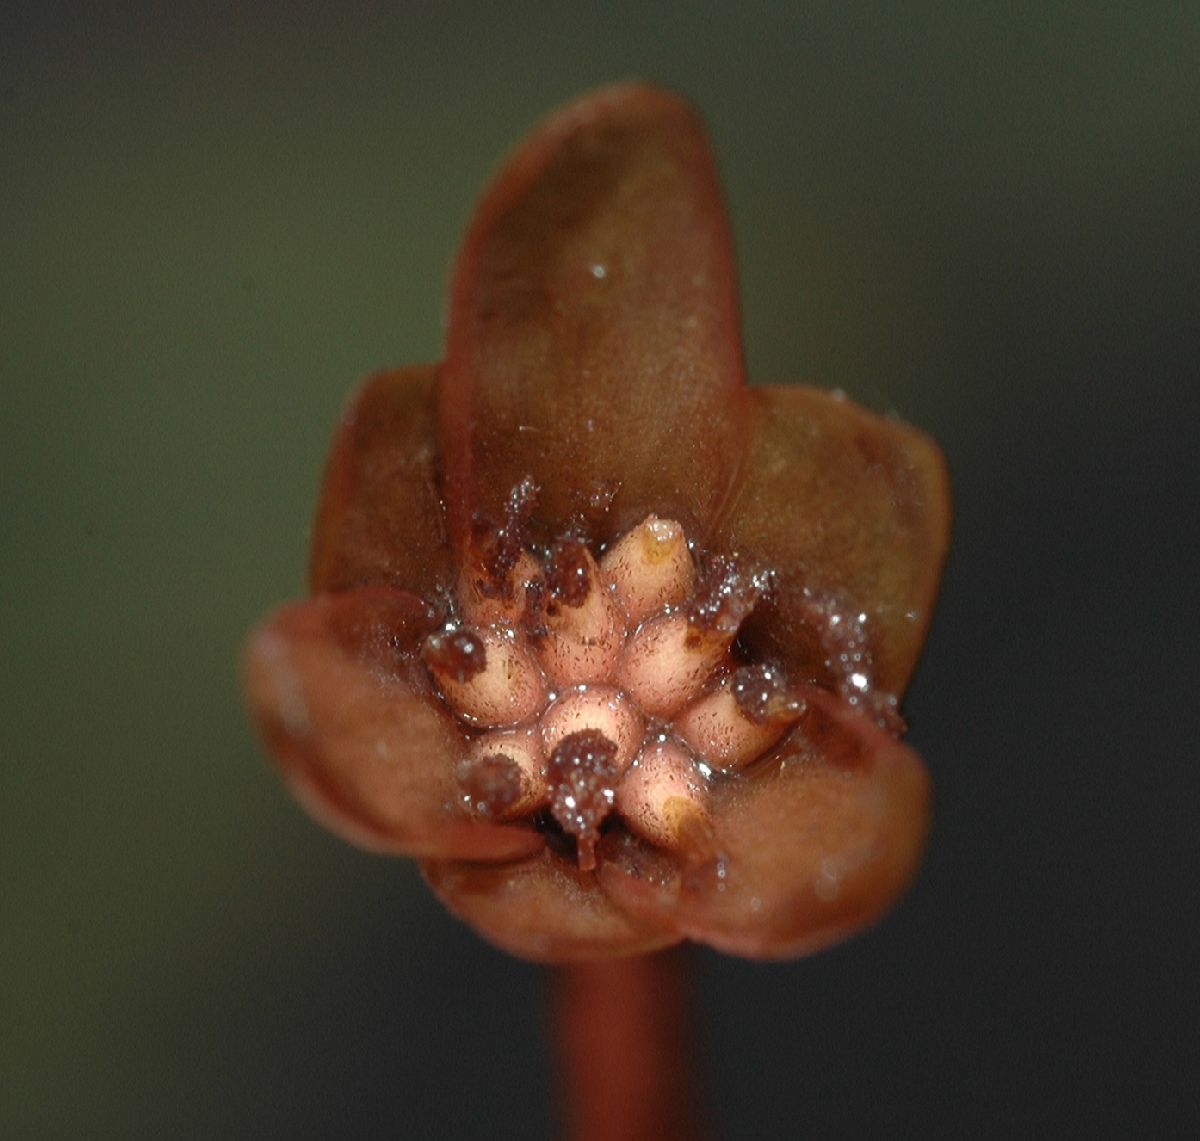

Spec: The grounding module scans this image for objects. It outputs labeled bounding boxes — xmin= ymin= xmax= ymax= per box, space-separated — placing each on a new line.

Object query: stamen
xmin=423 ymin=628 xmax=487 ymax=683
xmin=457 ymin=754 xmax=523 ymax=818
xmin=489 ymin=476 xmax=540 ymax=581
xmin=540 ymin=686 xmax=644 ymax=775
xmin=458 ymin=549 xmax=542 ymax=626
xmin=615 ymin=740 xmax=714 ymax=858
xmin=675 ymin=666 xmax=804 ymax=770
xmin=616 ymin=612 xmax=734 ymax=718
xmin=731 ymin=663 xmax=805 ymax=725
xmin=458 ymin=476 xmax=541 ymax=625
xmin=424 ymin=626 xmax=546 ymax=727
xmin=429 ymin=478 xmax=809 ymax=873
xmin=534 ymin=542 xmax=624 ymax=687
xmin=547 ymin=729 xmax=619 ymax=872
xmin=458 ymin=725 xmax=547 ymax=819
xmin=600 ymin=515 xmax=695 ymax=626
xmin=686 ymin=556 xmax=771 ymax=642
xmin=545 ymin=537 xmax=592 ymax=608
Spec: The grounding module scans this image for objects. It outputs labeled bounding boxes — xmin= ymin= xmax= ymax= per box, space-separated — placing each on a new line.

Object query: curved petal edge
xmin=309 ymin=365 xmax=452 ymax=597
xmin=244 ymin=589 xmax=543 ymax=863
xmin=600 ymin=688 xmax=931 ymax=960
xmin=422 ymin=849 xmax=680 ymax=963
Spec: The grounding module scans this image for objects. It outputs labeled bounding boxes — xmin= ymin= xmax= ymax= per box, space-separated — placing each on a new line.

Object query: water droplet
xmin=815 ymin=858 xmax=843 ymax=901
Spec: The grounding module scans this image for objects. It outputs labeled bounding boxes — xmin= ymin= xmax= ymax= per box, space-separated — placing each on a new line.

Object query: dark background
xmin=3 ymin=3 xmax=1196 ymax=1137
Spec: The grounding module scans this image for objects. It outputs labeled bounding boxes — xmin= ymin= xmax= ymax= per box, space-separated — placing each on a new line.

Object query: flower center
xmin=424 ymin=481 xmax=814 ymax=870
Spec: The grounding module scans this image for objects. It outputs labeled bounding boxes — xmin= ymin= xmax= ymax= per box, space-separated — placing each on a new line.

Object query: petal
xmin=309 ymin=366 xmax=451 ymax=597
xmin=440 ymin=82 xmax=749 ymax=549
xmin=712 ymin=386 xmax=951 ymax=694
xmin=422 ymin=849 xmax=679 ymax=964
xmin=244 ymin=589 xmax=543 ymax=862
xmin=599 ymin=688 xmax=930 ymax=960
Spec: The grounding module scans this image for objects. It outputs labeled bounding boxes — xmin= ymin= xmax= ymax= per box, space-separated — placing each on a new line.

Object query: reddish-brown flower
xmin=244 ymin=83 xmax=950 ymax=963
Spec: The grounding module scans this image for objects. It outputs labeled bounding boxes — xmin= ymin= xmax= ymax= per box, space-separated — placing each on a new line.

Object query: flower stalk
xmin=554 ymin=950 xmax=704 ymax=1141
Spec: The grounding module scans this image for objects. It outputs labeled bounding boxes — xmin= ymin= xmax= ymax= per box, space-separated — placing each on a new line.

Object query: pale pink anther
xmin=616 ymin=612 xmax=733 ymax=718
xmin=457 ymin=549 xmax=542 ymax=626
xmin=600 ymin=515 xmax=695 ymax=626
xmin=458 ymin=725 xmax=548 ymax=818
xmin=540 ymin=686 xmax=644 ymax=776
xmin=674 ymin=683 xmax=801 ymax=771
xmin=425 ymin=626 xmax=546 ymax=728
xmin=536 ymin=543 xmax=625 ymax=687
xmin=615 ymin=739 xmax=713 ymax=855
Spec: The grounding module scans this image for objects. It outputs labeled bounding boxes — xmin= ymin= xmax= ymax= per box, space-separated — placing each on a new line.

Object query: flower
xmin=244 ymin=83 xmax=950 ymax=963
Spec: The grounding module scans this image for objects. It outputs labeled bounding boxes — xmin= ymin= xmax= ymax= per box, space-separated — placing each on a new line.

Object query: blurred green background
xmin=3 ymin=2 xmax=1196 ymax=1137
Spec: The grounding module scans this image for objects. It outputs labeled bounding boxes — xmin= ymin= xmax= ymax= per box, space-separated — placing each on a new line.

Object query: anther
xmin=458 ymin=476 xmax=542 ymax=625
xmin=424 ymin=626 xmax=546 ymax=727
xmin=457 ymin=754 xmax=523 ymax=818
xmin=458 ymin=549 xmax=543 ymax=626
xmin=600 ymin=515 xmax=695 ymax=626
xmin=732 ymin=663 xmax=805 ymax=725
xmin=686 ymin=556 xmax=771 ymax=642
xmin=540 ymin=686 xmax=644 ymax=776
xmin=423 ymin=628 xmax=487 ymax=683
xmin=615 ymin=740 xmax=714 ymax=858
xmin=616 ymin=611 xmax=735 ymax=718
xmin=675 ymin=666 xmax=804 ymax=770
xmin=535 ymin=541 xmax=624 ymax=687
xmin=457 ymin=725 xmax=547 ymax=819
xmin=545 ymin=537 xmax=593 ymax=608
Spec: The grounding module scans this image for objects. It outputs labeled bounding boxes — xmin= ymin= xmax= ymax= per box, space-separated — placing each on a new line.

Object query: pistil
xmin=547 ymin=729 xmax=620 ymax=872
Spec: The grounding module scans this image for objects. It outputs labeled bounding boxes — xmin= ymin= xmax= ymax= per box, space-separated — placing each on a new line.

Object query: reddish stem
xmin=553 ymin=948 xmax=706 ymax=1141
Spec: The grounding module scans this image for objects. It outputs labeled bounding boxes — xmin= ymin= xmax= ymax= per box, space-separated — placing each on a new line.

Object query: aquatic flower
xmin=244 ymin=83 xmax=950 ymax=962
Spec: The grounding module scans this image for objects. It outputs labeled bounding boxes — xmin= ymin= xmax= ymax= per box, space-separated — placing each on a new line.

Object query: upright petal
xmin=441 ymin=83 xmax=749 ymax=548
xmin=712 ymin=386 xmax=951 ymax=695
xmin=309 ymin=366 xmax=452 ymax=597
xmin=244 ymin=589 xmax=543 ymax=862
xmin=600 ymin=688 xmax=931 ymax=959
